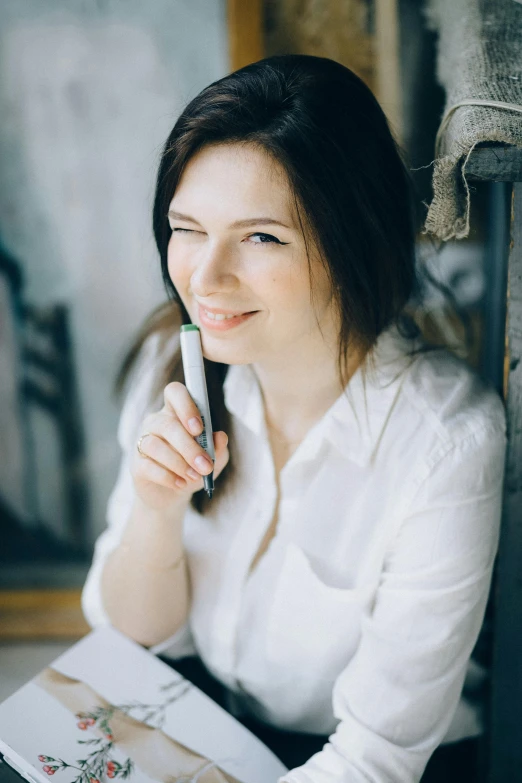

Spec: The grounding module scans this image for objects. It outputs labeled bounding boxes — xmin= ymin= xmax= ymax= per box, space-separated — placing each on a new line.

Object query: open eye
xmin=247 ymin=233 xmax=288 ymax=245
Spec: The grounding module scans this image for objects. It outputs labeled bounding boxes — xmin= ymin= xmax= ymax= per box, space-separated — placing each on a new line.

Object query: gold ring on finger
xmin=137 ymin=433 xmax=152 ymax=458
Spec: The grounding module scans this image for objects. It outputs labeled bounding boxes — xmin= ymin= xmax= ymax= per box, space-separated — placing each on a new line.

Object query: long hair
xmin=118 ymin=54 xmax=423 ymax=514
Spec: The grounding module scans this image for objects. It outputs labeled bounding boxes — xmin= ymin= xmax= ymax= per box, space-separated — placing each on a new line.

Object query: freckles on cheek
xmin=166 ymin=241 xmax=175 ymax=278
xmin=167 ymin=246 xmax=187 ymax=288
xmin=167 ymin=258 xmax=177 ymax=287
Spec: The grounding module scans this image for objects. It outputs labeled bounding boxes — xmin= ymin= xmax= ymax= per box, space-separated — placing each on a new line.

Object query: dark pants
xmin=159 ymin=655 xmax=481 ymax=781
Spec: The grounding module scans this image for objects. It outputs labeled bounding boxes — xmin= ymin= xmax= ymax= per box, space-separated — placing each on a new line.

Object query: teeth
xmin=204 ymin=310 xmax=242 ymax=320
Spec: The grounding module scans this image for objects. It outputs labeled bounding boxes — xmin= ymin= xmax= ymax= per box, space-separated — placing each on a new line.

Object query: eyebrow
xmin=167 ymin=210 xmax=291 ymax=230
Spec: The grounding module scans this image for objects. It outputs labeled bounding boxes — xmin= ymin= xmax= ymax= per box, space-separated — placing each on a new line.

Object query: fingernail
xmin=188 ymin=417 xmax=202 ymax=435
xmin=195 ymin=455 xmax=212 ymax=472
xmin=186 ymin=467 xmax=199 ymax=480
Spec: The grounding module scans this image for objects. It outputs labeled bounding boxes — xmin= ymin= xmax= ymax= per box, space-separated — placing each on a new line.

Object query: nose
xmin=189 ymin=239 xmax=238 ymax=297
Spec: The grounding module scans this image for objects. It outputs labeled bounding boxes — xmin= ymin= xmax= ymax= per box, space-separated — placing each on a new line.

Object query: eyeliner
xmin=180 ymin=324 xmax=215 ymax=498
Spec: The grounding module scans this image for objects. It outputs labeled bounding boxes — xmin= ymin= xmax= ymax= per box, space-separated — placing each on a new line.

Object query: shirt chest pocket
xmin=265 ymin=542 xmax=367 ymax=673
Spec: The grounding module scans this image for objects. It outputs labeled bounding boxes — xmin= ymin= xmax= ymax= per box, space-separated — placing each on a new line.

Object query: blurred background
xmin=0 ymin=0 xmax=507 ymax=695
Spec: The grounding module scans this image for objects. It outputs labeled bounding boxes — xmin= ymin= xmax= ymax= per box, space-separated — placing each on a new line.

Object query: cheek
xmin=265 ymin=247 xmax=310 ymax=302
xmin=167 ymin=240 xmax=191 ymax=287
xmin=284 ymin=262 xmax=312 ymax=304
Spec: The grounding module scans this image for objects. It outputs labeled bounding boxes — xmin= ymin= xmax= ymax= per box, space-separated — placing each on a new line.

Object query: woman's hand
xmin=130 ymin=381 xmax=229 ymax=512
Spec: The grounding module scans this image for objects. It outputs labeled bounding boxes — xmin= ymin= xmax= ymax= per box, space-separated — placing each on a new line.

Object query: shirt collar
xmin=222 ymin=323 xmax=420 ymax=467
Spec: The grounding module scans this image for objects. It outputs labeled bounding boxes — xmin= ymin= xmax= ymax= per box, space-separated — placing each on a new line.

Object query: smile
xmin=197 ymin=303 xmax=259 ymax=331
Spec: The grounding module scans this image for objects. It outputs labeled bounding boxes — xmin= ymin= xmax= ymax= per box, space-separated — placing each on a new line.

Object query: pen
xmin=180 ymin=324 xmax=215 ymax=498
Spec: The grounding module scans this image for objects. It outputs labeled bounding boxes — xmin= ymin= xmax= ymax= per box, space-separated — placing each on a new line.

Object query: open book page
xmin=0 ymin=627 xmax=288 ymax=783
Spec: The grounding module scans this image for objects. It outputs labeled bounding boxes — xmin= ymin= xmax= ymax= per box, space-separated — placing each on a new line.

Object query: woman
xmin=82 ymin=55 xmax=506 ymax=782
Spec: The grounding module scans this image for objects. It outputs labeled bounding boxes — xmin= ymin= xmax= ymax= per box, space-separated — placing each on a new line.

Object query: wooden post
xmin=227 ymin=0 xmax=264 ymax=72
xmin=375 ymin=0 xmax=402 ymax=142
xmin=488 ymin=180 xmax=522 ymax=782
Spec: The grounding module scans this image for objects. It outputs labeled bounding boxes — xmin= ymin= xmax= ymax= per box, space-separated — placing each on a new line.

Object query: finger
xmin=212 ymin=431 xmax=230 ymax=480
xmin=136 ymin=431 xmax=204 ymax=482
xmin=163 ymin=381 xmax=204 ymax=436
xmin=139 ymin=455 xmax=185 ymax=491
xmin=142 ymin=413 xmax=214 ymax=476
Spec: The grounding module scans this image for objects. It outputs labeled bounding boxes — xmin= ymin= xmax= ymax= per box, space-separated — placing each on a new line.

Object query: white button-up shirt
xmin=82 ymin=323 xmax=506 ymax=783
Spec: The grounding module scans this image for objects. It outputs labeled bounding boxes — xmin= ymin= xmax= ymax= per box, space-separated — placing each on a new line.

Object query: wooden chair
xmin=0 ymin=247 xmax=90 ymax=576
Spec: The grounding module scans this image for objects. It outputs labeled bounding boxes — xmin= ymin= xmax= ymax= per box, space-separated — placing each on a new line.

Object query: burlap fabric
xmin=424 ymin=0 xmax=522 ymax=241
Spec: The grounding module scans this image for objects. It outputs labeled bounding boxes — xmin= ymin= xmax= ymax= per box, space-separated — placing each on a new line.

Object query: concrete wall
xmin=0 ymin=0 xmax=228 ymax=546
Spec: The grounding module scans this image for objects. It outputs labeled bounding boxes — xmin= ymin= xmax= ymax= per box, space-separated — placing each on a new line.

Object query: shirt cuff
xmin=149 ymin=620 xmax=198 ymax=658
xmin=276 ymin=714 xmax=432 ymax=783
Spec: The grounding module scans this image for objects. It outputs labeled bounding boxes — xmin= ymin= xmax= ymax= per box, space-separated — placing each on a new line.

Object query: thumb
xmin=212 ymin=430 xmax=230 ymax=479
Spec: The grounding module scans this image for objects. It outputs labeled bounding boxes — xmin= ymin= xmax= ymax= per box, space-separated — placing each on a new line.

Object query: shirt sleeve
xmin=278 ymin=421 xmax=506 ymax=783
xmin=80 ymin=330 xmax=197 ymax=659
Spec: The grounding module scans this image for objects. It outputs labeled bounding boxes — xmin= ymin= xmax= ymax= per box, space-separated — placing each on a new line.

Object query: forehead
xmin=169 ymin=143 xmax=295 ymax=220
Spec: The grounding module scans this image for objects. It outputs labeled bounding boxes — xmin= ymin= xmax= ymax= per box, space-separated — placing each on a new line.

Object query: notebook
xmin=0 ymin=627 xmax=288 ymax=783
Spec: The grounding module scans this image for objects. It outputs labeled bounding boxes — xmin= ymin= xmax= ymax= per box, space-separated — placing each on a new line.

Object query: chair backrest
xmin=0 ymin=247 xmax=89 ymax=568
xmin=21 ymin=302 xmax=90 ymax=555
xmin=0 ymin=254 xmax=29 ymax=527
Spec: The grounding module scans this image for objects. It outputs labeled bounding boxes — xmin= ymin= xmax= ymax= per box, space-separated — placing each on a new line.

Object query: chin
xmin=199 ymin=338 xmax=255 ymax=365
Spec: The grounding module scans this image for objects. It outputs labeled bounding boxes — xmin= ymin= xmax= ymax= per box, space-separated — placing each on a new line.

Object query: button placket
xmin=211 ymin=447 xmax=278 ymax=678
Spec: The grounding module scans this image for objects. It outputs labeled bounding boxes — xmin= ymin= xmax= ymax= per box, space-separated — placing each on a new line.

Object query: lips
xmin=198 ymin=304 xmax=256 ymax=317
xmin=197 ymin=303 xmax=259 ymax=330
xmin=204 ymin=310 xmax=252 ymax=317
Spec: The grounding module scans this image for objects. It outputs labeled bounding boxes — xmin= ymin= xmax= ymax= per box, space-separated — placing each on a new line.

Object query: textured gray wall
xmin=0 ymin=0 xmax=228 ymax=545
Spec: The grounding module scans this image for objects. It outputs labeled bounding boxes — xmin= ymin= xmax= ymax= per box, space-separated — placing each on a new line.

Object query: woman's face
xmin=167 ymin=142 xmax=339 ymax=365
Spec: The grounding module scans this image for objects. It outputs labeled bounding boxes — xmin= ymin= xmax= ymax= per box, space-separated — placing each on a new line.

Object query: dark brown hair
xmin=118 ymin=54 xmax=424 ymax=514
